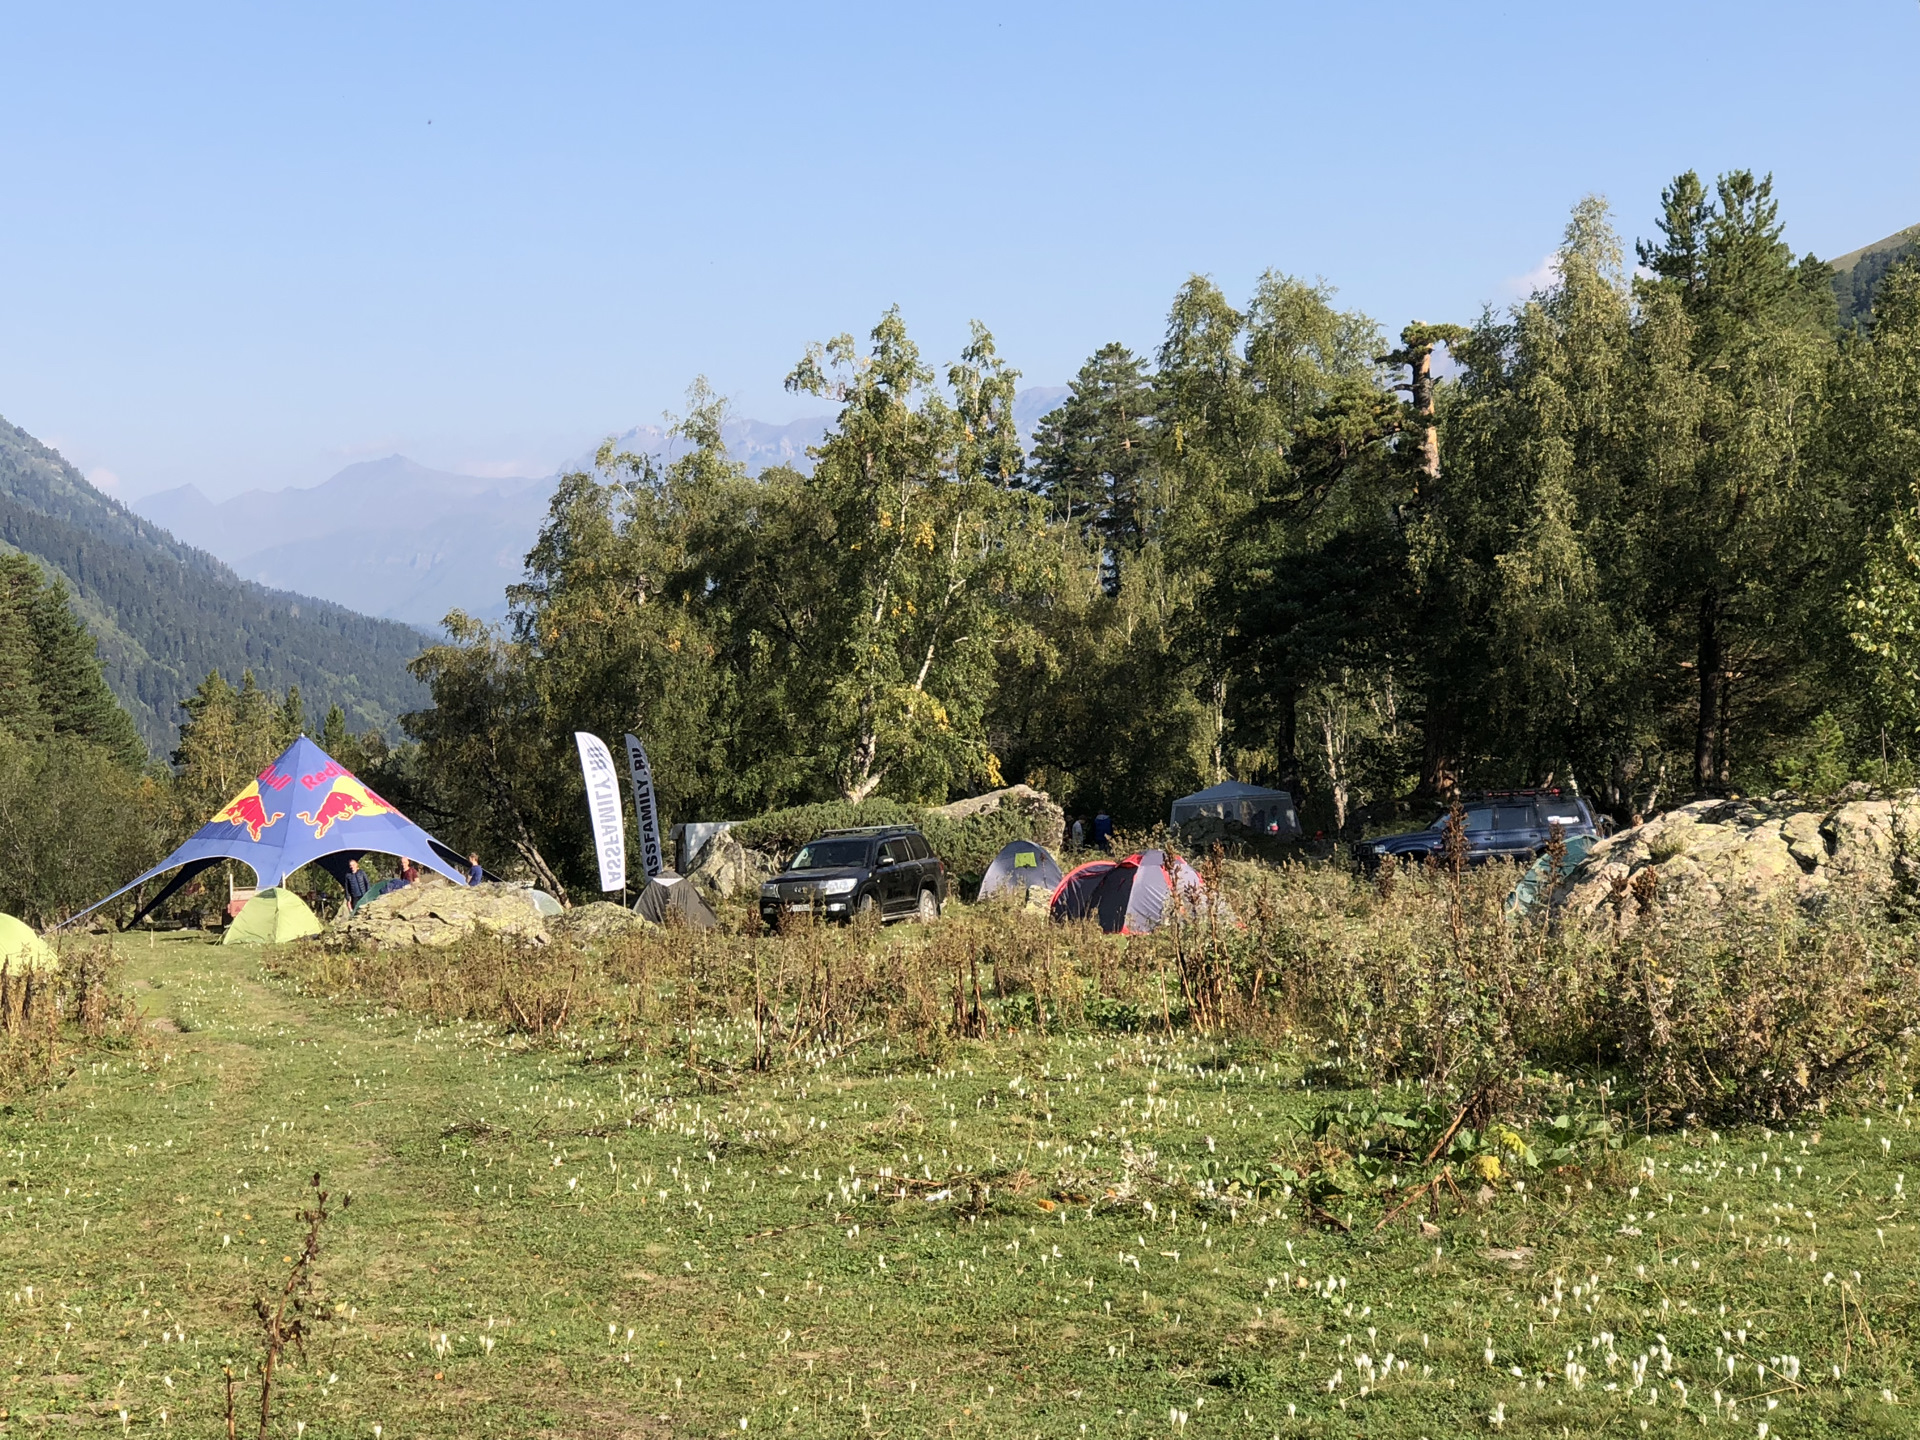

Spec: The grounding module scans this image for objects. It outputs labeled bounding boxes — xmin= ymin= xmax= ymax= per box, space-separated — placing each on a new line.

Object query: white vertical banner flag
xmin=623 ymin=732 xmax=664 ymax=881
xmin=573 ymin=731 xmax=627 ymax=892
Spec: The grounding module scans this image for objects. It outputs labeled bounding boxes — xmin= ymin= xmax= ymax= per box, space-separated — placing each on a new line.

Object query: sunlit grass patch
xmin=0 ymin=921 xmax=1912 ymax=1435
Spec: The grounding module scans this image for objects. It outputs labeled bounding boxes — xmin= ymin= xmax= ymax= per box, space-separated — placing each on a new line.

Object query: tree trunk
xmin=1272 ymin=679 xmax=1302 ymax=797
xmin=1420 ymin=696 xmax=1460 ymax=802
xmin=1693 ymin=592 xmax=1722 ymax=796
xmin=1209 ymin=677 xmax=1227 ymax=784
xmin=1320 ymin=704 xmax=1349 ymax=834
xmin=841 ymin=723 xmax=883 ymax=803
xmin=1409 ymin=347 xmax=1440 ymax=493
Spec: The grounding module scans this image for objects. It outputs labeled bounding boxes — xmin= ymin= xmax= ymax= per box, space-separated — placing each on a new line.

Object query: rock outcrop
xmin=548 ymin=901 xmax=654 ymax=945
xmin=932 ymin=784 xmax=1066 ymax=851
xmin=1555 ymin=789 xmax=1920 ymax=920
xmin=332 ymin=878 xmax=552 ymax=948
xmin=686 ymin=831 xmax=778 ymax=907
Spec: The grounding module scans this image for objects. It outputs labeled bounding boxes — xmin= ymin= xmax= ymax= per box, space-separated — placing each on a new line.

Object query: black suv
xmin=758 ymin=826 xmax=948 ymax=929
xmin=1355 ymin=789 xmax=1604 ymax=870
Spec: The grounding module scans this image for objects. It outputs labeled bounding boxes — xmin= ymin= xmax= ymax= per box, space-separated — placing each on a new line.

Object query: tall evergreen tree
xmin=27 ymin=575 xmax=144 ymax=765
xmin=1028 ymin=343 xmax=1154 ymax=584
xmin=0 ymin=553 xmax=46 ymax=742
xmin=0 ymin=551 xmax=143 ymax=765
xmin=1634 ymin=170 xmax=1836 ymax=792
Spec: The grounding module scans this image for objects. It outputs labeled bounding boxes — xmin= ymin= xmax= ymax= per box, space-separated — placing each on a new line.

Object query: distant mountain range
xmin=133 ymin=389 xmax=1070 ymax=628
xmin=0 ymin=416 xmax=429 ymax=755
xmin=137 ymin=457 xmax=557 ymax=631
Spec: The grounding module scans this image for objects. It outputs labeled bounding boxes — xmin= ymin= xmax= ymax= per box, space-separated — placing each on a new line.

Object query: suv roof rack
xmin=1458 ymin=788 xmax=1568 ymax=802
xmin=821 ymin=824 xmax=920 ymax=837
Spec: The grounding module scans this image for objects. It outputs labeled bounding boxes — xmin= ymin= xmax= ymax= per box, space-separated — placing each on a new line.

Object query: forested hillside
xmin=1831 ymin=223 xmax=1920 ymax=331
xmin=0 ymin=418 xmax=428 ymax=753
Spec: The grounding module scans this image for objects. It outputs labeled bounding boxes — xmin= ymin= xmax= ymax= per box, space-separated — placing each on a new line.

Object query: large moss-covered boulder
xmin=1555 ymin=790 xmax=1920 ymax=921
xmin=333 ymin=878 xmax=551 ymax=949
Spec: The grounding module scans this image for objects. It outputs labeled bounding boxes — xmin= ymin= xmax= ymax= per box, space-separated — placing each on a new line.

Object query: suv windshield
xmin=789 ymin=839 xmax=872 ymax=871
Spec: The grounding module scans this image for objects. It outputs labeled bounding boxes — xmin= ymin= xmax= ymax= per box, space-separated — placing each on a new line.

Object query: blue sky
xmin=5 ymin=1 xmax=1918 ymax=500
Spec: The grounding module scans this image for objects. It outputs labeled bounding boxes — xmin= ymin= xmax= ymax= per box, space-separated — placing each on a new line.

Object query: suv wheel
xmin=916 ymin=887 xmax=941 ymax=924
xmin=857 ymin=892 xmax=878 ymax=918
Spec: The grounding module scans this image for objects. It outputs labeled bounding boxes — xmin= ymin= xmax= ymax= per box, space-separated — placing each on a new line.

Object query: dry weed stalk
xmin=228 ymin=1172 xmax=348 ymax=1440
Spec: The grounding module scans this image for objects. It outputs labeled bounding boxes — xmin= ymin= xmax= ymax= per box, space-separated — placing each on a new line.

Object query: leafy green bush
xmin=729 ymin=797 xmax=1060 ymax=897
xmin=0 ymin=735 xmax=171 ymax=926
xmin=727 ymin=801 xmax=921 ymax=860
xmin=1590 ymin=900 xmax=1920 ymax=1124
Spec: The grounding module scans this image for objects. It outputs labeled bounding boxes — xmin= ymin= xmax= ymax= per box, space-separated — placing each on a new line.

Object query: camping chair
xmin=227 ymin=876 xmax=257 ymax=920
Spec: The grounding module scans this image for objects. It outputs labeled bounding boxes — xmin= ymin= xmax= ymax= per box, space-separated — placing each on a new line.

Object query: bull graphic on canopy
xmin=297 ymin=775 xmax=396 ymax=838
xmin=212 ymin=781 xmax=285 ymax=842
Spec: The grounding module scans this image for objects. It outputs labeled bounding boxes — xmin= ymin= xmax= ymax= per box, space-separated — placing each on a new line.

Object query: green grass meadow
xmin=0 ymin=931 xmax=1915 ymax=1436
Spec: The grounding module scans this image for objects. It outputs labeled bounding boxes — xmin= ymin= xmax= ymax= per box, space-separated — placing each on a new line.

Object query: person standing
xmin=1092 ymin=810 xmax=1114 ymax=851
xmin=466 ymin=851 xmax=485 ymax=885
xmin=345 ymin=858 xmax=370 ymax=910
xmin=1070 ymin=816 xmax=1086 ymax=850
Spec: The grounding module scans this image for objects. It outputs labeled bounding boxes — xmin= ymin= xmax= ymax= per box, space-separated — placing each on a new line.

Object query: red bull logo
xmin=213 ymin=781 xmax=285 ymax=842
xmin=296 ymin=775 xmax=396 ymax=839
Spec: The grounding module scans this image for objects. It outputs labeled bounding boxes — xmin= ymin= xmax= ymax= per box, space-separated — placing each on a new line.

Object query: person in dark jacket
xmin=345 ymin=858 xmax=370 ymax=909
xmin=1092 ymin=810 xmax=1115 ymax=851
xmin=466 ymin=851 xmax=485 ymax=885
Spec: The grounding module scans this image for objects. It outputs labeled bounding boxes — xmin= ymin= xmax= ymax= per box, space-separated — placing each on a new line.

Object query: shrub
xmin=728 ymin=796 xmax=1060 ymax=896
xmin=277 ymin=853 xmax=1920 ymax=1130
xmin=727 ymin=801 xmax=922 ymax=860
xmin=1588 ymin=897 xmax=1920 ymax=1124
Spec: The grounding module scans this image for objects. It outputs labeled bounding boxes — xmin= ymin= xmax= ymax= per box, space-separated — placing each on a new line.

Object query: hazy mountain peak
xmin=128 ymin=388 xmax=1067 ymax=628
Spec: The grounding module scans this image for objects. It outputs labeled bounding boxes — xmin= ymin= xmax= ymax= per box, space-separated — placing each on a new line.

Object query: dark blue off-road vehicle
xmin=1354 ymin=789 xmax=1605 ymax=870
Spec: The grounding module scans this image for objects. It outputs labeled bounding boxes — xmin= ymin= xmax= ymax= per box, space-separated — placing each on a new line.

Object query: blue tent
xmin=66 ymin=735 xmax=471 ymax=927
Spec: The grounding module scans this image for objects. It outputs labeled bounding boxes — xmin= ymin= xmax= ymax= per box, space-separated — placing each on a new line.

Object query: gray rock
xmin=686 ymin=831 xmax=777 ymax=906
xmin=549 ymin=901 xmax=654 ymax=945
xmin=1555 ymin=791 xmax=1920 ymax=923
xmin=333 ymin=877 xmax=551 ymax=949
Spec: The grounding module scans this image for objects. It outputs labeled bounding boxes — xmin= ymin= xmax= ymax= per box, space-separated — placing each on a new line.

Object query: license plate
xmin=787 ymin=901 xmax=815 ymax=912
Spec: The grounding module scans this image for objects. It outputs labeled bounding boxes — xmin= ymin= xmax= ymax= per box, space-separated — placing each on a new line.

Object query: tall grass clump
xmin=0 ymin=937 xmax=147 ymax=1100
xmin=276 ymin=852 xmax=1920 ymax=1128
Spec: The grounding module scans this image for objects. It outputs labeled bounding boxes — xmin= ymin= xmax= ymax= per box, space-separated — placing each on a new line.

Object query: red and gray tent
xmin=1049 ymin=848 xmax=1211 ymax=934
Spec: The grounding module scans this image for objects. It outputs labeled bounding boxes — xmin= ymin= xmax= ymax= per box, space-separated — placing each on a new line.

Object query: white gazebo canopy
xmin=1169 ymin=781 xmax=1301 ymax=838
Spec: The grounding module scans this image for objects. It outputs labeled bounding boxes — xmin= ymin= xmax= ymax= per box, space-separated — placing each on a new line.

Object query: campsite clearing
xmin=0 ymin=933 xmax=1915 ymax=1436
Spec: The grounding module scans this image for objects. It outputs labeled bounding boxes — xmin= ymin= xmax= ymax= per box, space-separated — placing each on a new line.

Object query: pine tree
xmin=27 ymin=574 xmax=145 ymax=765
xmin=1635 ymin=170 xmax=1835 ymax=792
xmin=320 ymin=702 xmax=351 ymax=757
xmin=173 ymin=669 xmax=300 ymax=818
xmin=0 ymin=553 xmax=44 ymax=742
xmin=1028 ymin=343 xmax=1154 ymax=582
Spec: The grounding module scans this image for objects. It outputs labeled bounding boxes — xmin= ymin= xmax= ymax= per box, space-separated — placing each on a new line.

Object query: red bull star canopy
xmin=66 ymin=735 xmax=471 ymax=926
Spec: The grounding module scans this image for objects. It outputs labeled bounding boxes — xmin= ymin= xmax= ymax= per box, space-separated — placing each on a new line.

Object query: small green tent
xmin=1506 ymin=834 xmax=1597 ymax=919
xmin=0 ymin=915 xmax=55 ymax=974
xmin=224 ymin=888 xmax=323 ymax=946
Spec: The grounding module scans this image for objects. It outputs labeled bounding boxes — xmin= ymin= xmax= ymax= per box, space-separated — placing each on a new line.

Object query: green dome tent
xmin=0 ymin=915 xmax=55 ymax=974
xmin=224 ymin=888 xmax=323 ymax=946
